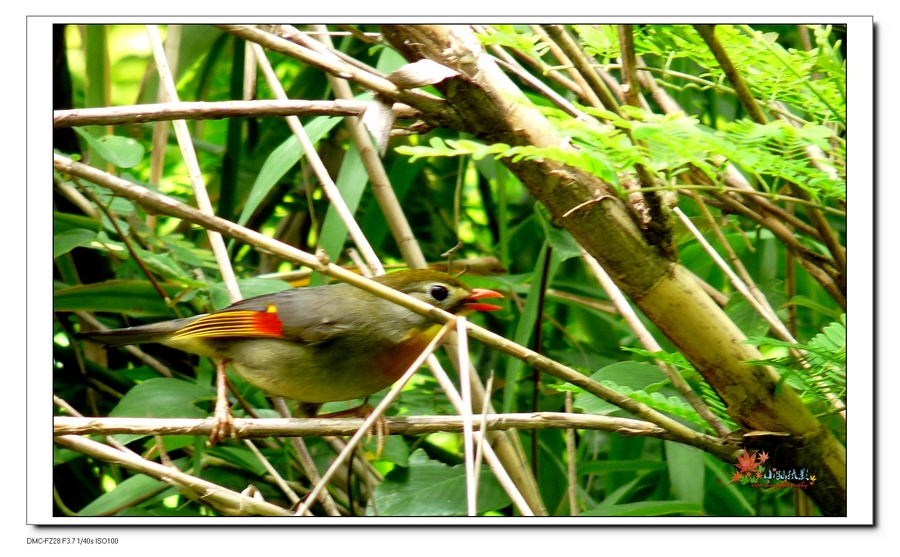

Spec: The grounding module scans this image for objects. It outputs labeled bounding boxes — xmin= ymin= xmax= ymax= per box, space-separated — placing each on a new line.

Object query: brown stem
xmin=54 ymin=99 xmax=418 ymax=127
xmin=544 ymin=25 xmax=621 ymax=116
xmin=54 ymin=413 xmax=731 ymax=451
xmin=527 ymin=25 xmax=604 ymax=108
xmin=617 ymin=25 xmax=642 ymax=109
xmin=694 ymin=25 xmax=768 ymax=124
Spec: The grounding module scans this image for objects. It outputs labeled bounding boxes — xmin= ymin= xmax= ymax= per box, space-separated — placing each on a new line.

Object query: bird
xmin=80 ymin=270 xmax=504 ymax=442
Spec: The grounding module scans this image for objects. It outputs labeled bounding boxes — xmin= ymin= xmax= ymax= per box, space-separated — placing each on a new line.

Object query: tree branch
xmin=53 ymin=99 xmax=418 ymax=127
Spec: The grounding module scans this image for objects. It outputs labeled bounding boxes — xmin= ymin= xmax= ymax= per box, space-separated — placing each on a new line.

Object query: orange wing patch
xmin=171 ymin=305 xmax=284 ymax=340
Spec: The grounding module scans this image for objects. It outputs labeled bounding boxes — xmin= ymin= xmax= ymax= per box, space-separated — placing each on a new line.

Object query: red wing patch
xmin=171 ymin=305 xmax=284 ymax=340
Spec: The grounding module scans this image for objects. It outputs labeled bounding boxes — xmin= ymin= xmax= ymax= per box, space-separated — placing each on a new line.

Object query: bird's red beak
xmin=463 ymin=288 xmax=504 ymax=312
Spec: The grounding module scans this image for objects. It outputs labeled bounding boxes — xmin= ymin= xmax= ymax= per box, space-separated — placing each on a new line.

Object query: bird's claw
xmin=358 ymin=404 xmax=388 ymax=460
xmin=208 ymin=359 xmax=237 ymax=446
xmin=208 ymin=396 xmax=236 ymax=446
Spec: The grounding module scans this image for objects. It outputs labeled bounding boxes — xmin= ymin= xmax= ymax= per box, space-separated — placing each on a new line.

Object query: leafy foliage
xmin=747 ymin=314 xmax=847 ymax=406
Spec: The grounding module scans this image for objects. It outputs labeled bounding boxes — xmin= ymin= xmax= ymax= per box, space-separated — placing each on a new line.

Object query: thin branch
xmin=492 ymin=56 xmax=588 ymax=121
xmin=686 ymin=272 xmax=730 ymax=308
xmin=456 ymin=317 xmax=477 ymax=516
xmin=798 ymin=258 xmax=847 ymax=314
xmin=54 ymin=396 xmax=135 ymax=455
xmin=565 ymin=391 xmax=578 ymax=516
xmin=629 ymin=184 xmax=844 ymax=217
xmin=706 ymin=187 xmax=837 ymax=272
xmin=692 ymin=202 xmax=846 ymax=421
xmin=785 ymin=204 xmax=799 ymax=338
xmin=281 ymin=25 xmax=390 ymax=79
xmin=53 ymin=413 xmax=703 ymax=443
xmin=694 ymin=25 xmax=769 ymax=124
xmin=75 ymin=180 xmax=182 ymax=316
xmin=546 ymin=288 xmax=618 ymax=315
xmin=146 ymin=24 xmax=241 ymax=304
xmin=148 ymin=24 xmax=179 ymax=222
xmin=675 ymin=207 xmax=793 ymax=338
xmin=616 ymin=25 xmax=643 ymax=109
xmin=472 ymin=372 xmax=494 ymax=508
xmin=627 ymin=62 xmax=738 ymax=98
xmin=54 ymin=180 xmax=100 ymax=219
xmin=54 ymin=435 xmax=292 ymax=516
xmin=53 ymin=99 xmax=418 ymax=127
xmin=473 ymin=25 xmax=583 ymax=101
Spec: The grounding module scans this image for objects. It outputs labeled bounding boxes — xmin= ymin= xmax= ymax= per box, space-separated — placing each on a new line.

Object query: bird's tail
xmin=78 ymin=315 xmax=205 ymax=346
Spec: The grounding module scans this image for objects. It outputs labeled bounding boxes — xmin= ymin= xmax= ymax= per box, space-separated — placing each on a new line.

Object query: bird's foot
xmin=208 ymin=359 xmax=236 ymax=445
xmin=208 ymin=399 xmax=235 ymax=446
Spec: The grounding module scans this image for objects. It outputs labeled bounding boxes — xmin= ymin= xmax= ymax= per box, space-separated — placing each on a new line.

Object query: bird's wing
xmin=170 ymin=285 xmax=360 ymax=344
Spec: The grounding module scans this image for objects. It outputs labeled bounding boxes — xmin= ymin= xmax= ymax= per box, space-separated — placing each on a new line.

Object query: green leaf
xmin=368 ymin=449 xmax=511 ymax=516
xmin=820 ymin=315 xmax=846 ymax=348
xmin=377 ymin=435 xmax=410 ymax=467
xmin=130 ymin=248 xmax=207 ymax=288
xmin=630 ymin=122 xmax=659 ymax=141
xmin=318 ymin=143 xmax=368 ymax=263
xmin=160 ymin=234 xmax=219 ymax=270
xmin=78 ymin=458 xmax=191 ymax=516
xmin=573 ymin=361 xmax=670 ymax=415
xmin=110 ymin=378 xmax=213 ymax=419
xmin=704 ymin=453 xmax=754 ymax=516
xmin=54 ymin=446 xmax=84 ymax=466
xmin=724 ymin=282 xmax=787 ymax=338
xmin=571 ymin=389 xmax=620 ymax=415
xmin=578 ymin=459 xmax=667 ymax=476
xmin=580 ymin=500 xmax=703 ymax=516
xmin=54 ymin=211 xmax=101 ymax=234
xmin=207 ymin=446 xmax=269 ymax=477
xmin=665 ymin=441 xmax=705 ymax=506
xmin=53 ymin=281 xmax=184 ymax=317
xmin=54 ymin=229 xmax=97 ymax=258
xmin=593 ymin=361 xmax=670 ymax=392
xmin=237 ymin=116 xmax=342 ymax=227
xmin=73 ymin=127 xmax=145 ymax=168
xmin=502 ymin=240 xmax=561 ymax=413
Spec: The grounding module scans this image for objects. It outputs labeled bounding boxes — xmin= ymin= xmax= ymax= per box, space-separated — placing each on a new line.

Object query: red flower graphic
xmin=735 ymin=449 xmax=759 ymax=474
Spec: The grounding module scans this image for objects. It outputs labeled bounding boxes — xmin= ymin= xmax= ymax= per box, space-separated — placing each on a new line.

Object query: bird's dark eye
xmin=429 ymin=284 xmax=450 ymax=302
